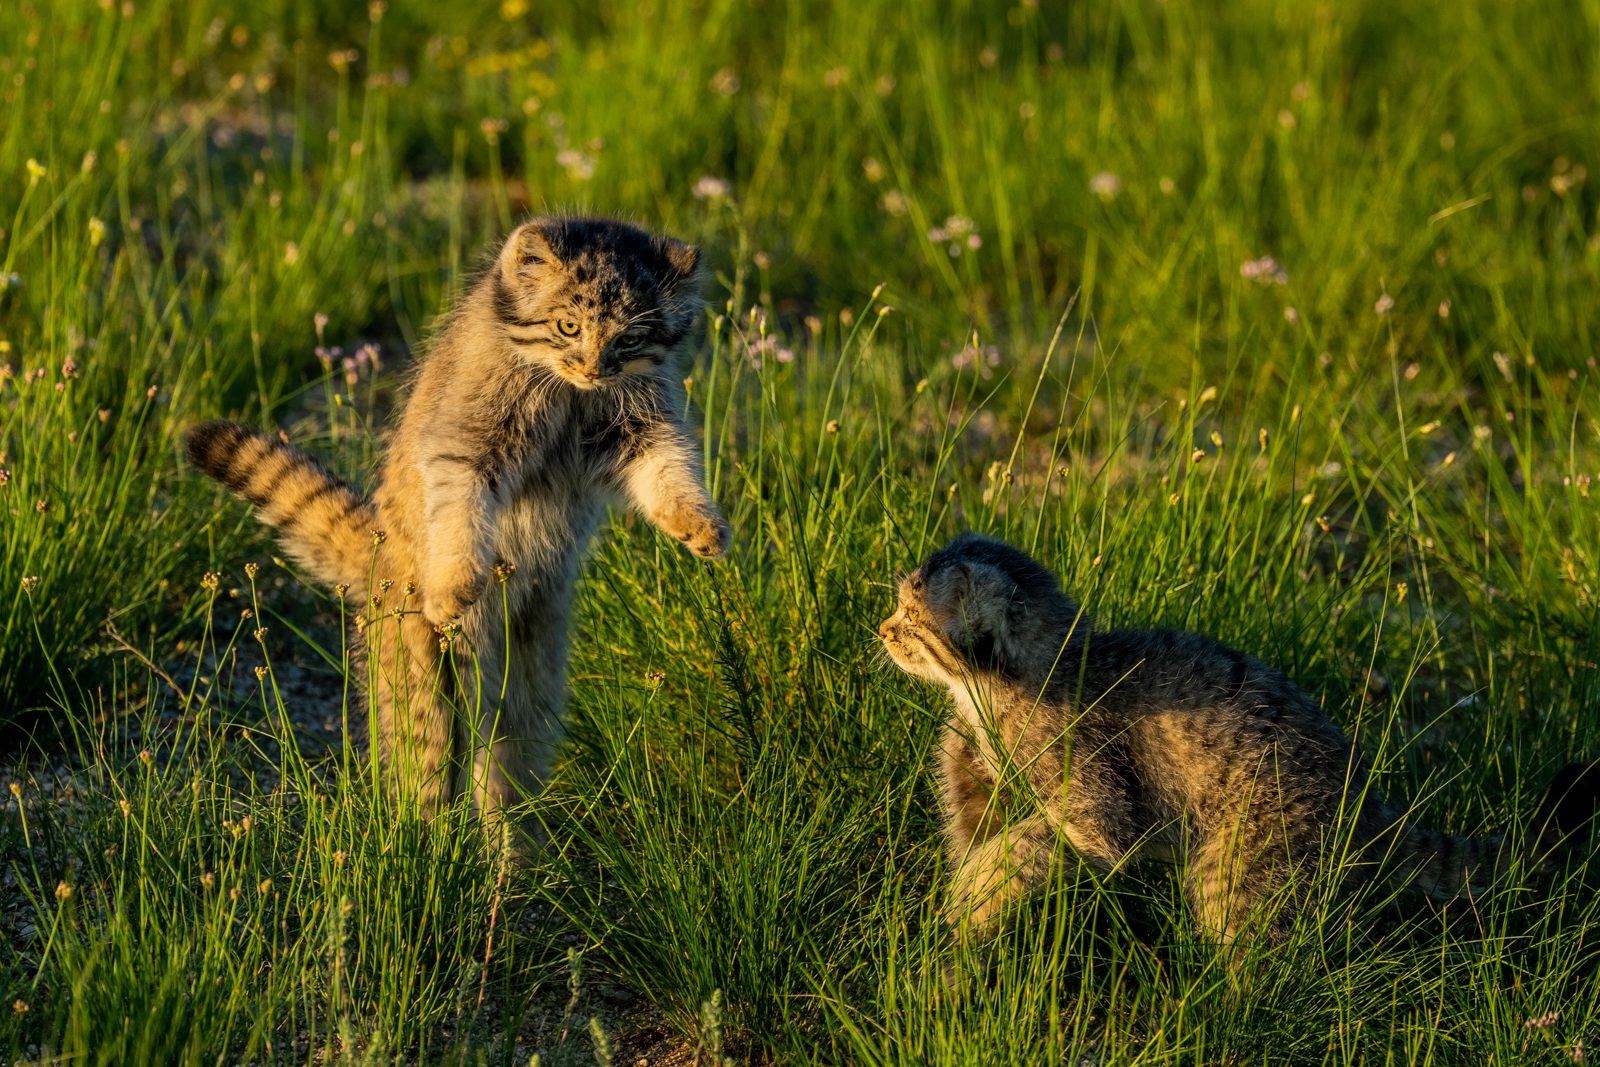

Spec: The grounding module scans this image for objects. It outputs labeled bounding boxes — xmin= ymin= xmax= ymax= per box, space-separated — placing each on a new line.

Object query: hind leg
xmin=458 ymin=635 xmax=566 ymax=858
xmin=1186 ymin=817 xmax=1308 ymax=958
xmin=365 ymin=608 xmax=457 ymax=816
xmin=454 ymin=567 xmax=574 ymax=859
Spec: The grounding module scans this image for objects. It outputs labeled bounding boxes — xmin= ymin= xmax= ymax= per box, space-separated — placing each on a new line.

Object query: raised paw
xmin=421 ymin=566 xmax=488 ymax=626
xmin=670 ymin=509 xmax=731 ymax=560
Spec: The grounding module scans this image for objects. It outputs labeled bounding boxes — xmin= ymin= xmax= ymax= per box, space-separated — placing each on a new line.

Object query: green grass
xmin=2 ymin=0 xmax=1599 ymax=1061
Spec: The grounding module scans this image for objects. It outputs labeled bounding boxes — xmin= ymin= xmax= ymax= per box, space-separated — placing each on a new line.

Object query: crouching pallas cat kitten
xmin=187 ymin=217 xmax=728 ymax=835
xmin=879 ymin=533 xmax=1600 ymax=952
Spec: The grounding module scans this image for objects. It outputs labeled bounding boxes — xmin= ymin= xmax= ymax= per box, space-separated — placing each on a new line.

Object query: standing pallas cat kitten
xmin=187 ymin=217 xmax=728 ymax=828
xmin=880 ymin=533 xmax=1598 ymax=950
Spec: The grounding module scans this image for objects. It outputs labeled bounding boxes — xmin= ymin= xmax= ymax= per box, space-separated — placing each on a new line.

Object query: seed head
xmin=138 ymin=750 xmax=153 ymax=765
xmin=1259 ymin=428 xmax=1269 ymax=450
xmin=258 ymin=878 xmax=272 ymax=894
xmin=335 ymin=584 xmax=349 ymax=598
xmin=253 ymin=627 xmax=268 ymax=641
xmin=13 ymin=1000 xmax=27 ymax=1014
xmin=200 ymin=872 xmax=215 ymax=889
xmin=119 ymin=799 xmax=131 ymax=816
xmin=494 ymin=561 xmax=517 ymax=583
xmin=19 ymin=576 xmax=39 ymax=593
xmin=254 ymin=666 xmax=268 ymax=680
xmin=55 ymin=880 xmax=73 ymax=900
xmin=370 ymin=530 xmax=387 ymax=545
xmin=244 ymin=562 xmax=259 ymax=579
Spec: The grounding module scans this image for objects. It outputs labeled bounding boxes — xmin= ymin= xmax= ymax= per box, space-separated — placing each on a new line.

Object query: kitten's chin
xmin=883 ymin=641 xmax=949 ymax=686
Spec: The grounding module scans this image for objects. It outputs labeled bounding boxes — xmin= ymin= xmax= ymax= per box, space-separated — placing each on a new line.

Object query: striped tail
xmin=185 ymin=419 xmax=377 ymax=587
xmin=1389 ymin=761 xmax=1600 ymax=901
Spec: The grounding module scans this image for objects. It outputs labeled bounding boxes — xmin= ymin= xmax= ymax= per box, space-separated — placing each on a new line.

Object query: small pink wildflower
xmin=692 ymin=176 xmax=732 ymax=200
xmin=1240 ymin=256 xmax=1288 ymax=285
xmin=1088 ymin=172 xmax=1121 ymax=200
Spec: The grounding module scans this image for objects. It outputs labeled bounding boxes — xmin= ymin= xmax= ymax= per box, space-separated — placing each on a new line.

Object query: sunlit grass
xmin=0 ymin=0 xmax=1597 ymax=1062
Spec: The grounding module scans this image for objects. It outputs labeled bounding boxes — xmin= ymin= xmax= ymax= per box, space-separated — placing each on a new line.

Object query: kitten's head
xmin=490 ymin=216 xmax=702 ymax=389
xmin=878 ymin=533 xmax=1084 ymax=688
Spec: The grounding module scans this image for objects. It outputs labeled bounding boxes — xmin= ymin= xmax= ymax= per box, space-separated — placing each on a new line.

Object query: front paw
xmin=945 ymin=859 xmax=1009 ymax=937
xmin=422 ymin=565 xmax=488 ymax=625
xmin=665 ymin=508 xmax=731 ymax=560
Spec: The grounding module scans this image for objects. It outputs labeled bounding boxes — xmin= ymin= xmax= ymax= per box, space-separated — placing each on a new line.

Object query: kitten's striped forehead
xmin=541 ymin=218 xmax=692 ymax=315
xmin=900 ymin=532 xmax=1065 ymax=626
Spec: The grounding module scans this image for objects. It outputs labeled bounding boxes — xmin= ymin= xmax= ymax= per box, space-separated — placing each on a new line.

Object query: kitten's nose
xmin=878 ymin=618 xmax=893 ymax=639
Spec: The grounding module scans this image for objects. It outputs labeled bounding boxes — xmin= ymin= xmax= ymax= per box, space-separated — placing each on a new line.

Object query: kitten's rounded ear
xmin=505 ymin=223 xmax=561 ymax=278
xmin=656 ymin=236 xmax=701 ymax=281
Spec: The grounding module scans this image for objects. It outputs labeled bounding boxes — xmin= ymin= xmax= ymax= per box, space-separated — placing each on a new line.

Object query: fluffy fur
xmin=879 ymin=533 xmax=1599 ymax=951
xmin=187 ymin=217 xmax=728 ymax=836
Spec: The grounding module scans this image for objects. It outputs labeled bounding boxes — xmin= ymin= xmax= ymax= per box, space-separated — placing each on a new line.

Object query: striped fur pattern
xmin=879 ymin=533 xmax=1599 ymax=953
xmin=184 ymin=421 xmax=378 ymax=586
xmin=188 ymin=217 xmax=726 ymax=841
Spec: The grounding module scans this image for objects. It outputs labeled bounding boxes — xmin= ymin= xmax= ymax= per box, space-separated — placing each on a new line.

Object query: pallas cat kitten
xmin=188 ymin=217 xmax=728 ymax=831
xmin=879 ymin=533 xmax=1598 ymax=950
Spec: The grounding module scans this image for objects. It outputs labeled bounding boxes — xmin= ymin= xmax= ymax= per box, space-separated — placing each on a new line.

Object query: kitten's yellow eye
xmin=615 ymin=333 xmax=645 ymax=350
xmin=557 ymin=320 xmax=580 ymax=337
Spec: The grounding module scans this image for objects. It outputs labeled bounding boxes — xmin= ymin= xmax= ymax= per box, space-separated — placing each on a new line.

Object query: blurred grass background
xmin=0 ymin=0 xmax=1597 ymax=1062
